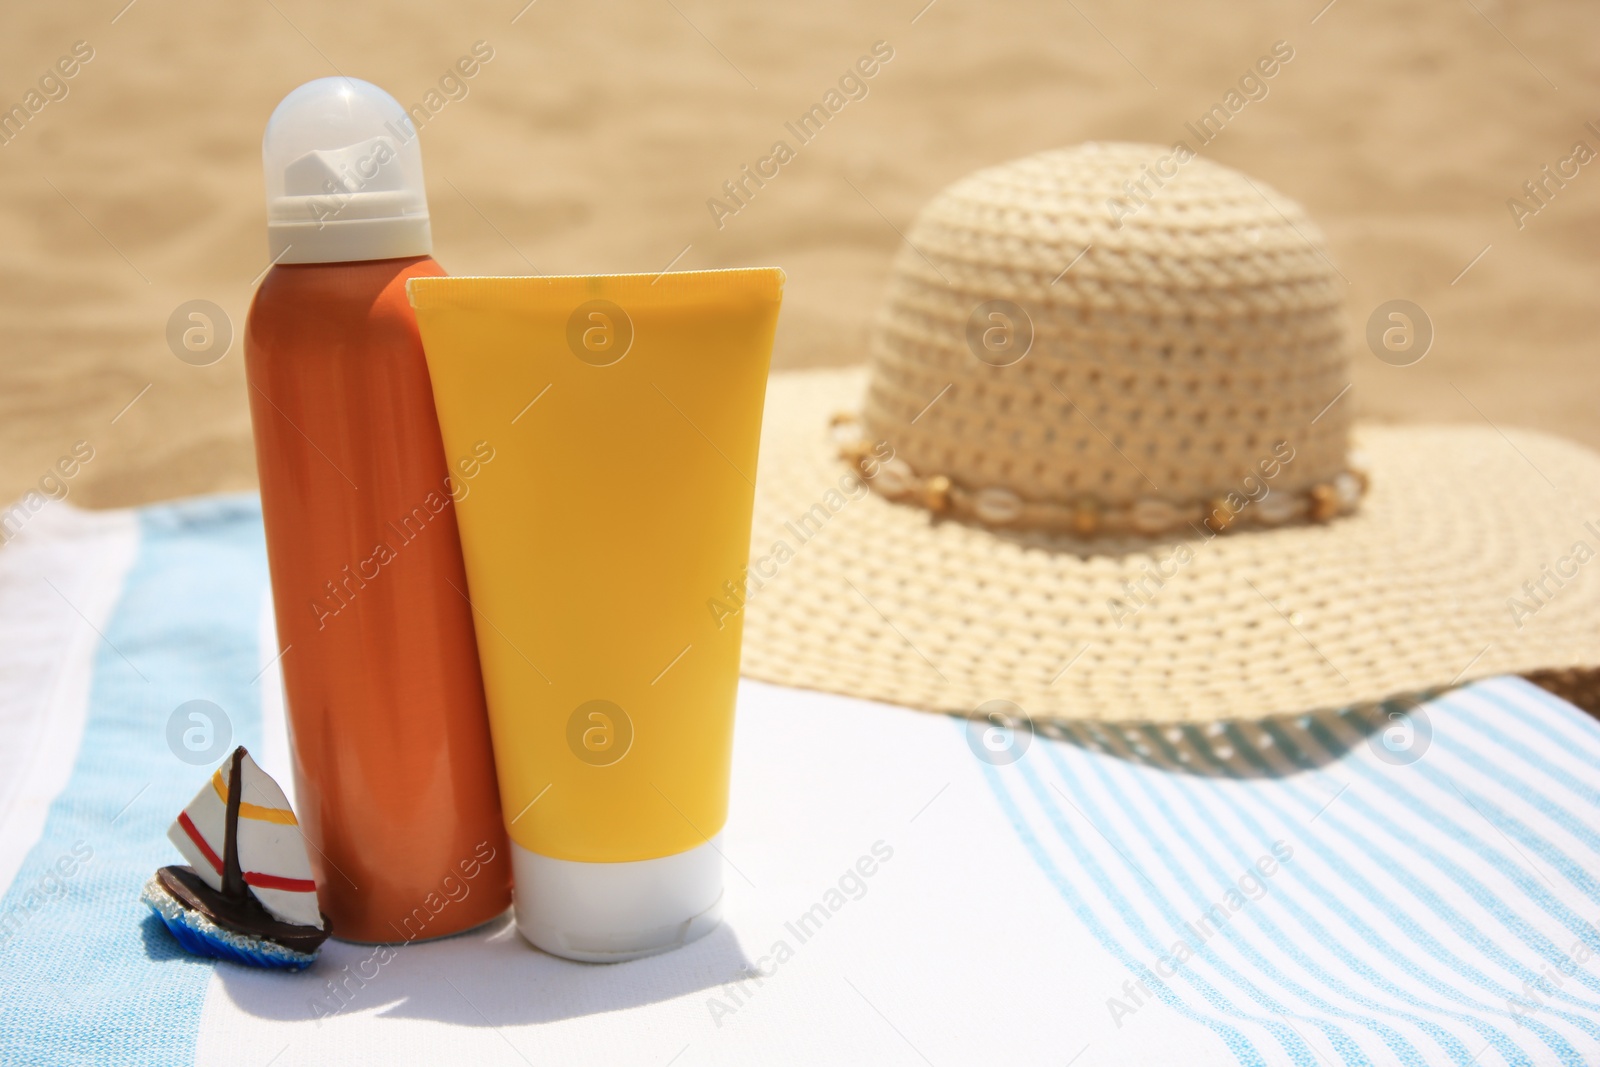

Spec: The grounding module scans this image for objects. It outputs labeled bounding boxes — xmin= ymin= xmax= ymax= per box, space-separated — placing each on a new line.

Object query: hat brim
xmin=739 ymin=367 xmax=1600 ymax=724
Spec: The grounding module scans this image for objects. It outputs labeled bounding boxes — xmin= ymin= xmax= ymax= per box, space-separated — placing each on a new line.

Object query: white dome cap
xmin=262 ymin=77 xmax=432 ymax=264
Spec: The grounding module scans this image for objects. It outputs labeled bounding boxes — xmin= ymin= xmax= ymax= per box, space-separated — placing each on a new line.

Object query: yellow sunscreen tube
xmin=408 ymin=269 xmax=782 ymax=961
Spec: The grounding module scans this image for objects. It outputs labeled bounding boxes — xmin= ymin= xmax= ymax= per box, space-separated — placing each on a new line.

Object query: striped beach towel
xmin=0 ymin=496 xmax=1597 ymax=1065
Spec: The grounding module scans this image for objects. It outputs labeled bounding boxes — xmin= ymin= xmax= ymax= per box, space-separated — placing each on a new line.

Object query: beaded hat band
xmin=831 ymin=413 xmax=1368 ymax=538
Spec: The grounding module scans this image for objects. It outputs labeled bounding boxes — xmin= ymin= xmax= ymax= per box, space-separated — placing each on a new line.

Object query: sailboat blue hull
xmin=141 ymin=874 xmax=318 ymax=971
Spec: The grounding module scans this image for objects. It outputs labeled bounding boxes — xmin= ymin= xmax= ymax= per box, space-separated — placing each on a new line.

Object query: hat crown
xmin=863 ymin=142 xmax=1353 ymax=529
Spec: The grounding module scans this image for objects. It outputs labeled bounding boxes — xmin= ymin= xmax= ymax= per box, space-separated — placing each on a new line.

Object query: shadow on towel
xmin=1033 ymin=699 xmax=1433 ymax=779
xmin=208 ymin=912 xmax=753 ymax=1026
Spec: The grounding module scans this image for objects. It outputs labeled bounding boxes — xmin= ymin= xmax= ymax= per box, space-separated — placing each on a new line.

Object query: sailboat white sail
xmin=167 ymin=749 xmax=325 ymax=929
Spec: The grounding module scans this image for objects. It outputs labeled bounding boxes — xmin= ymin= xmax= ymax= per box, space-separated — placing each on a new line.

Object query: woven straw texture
xmin=864 ymin=142 xmax=1351 ymax=512
xmin=732 ymin=143 xmax=1600 ymax=723
xmin=740 ymin=369 xmax=1600 ymax=724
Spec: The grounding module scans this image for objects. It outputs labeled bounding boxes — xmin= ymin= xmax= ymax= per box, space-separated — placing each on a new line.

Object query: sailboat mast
xmin=220 ymin=747 xmax=247 ymax=901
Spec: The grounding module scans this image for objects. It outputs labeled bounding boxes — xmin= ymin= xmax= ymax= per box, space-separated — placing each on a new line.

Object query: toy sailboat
xmin=141 ymin=745 xmax=332 ymax=969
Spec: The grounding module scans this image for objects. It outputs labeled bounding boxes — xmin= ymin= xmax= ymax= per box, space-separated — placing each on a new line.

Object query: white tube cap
xmin=511 ymin=837 xmax=725 ymax=963
xmin=262 ymin=77 xmax=431 ymax=264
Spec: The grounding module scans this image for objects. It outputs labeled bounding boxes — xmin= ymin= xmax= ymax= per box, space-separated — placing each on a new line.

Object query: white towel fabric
xmin=1 ymin=498 xmax=1598 ymax=1067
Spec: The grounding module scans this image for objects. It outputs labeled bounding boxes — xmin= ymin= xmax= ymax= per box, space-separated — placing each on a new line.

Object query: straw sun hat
xmin=737 ymin=142 xmax=1600 ymax=724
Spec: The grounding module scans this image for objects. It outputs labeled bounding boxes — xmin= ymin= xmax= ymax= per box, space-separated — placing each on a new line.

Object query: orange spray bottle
xmin=243 ymin=77 xmax=510 ymax=942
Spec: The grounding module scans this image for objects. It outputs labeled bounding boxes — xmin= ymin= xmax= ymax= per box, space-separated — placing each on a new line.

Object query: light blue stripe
xmin=1102 ymin=723 xmax=1500 ymax=1066
xmin=1344 ymin=703 xmax=1600 ymax=892
xmin=1141 ymin=723 xmax=1568 ymax=1065
xmin=1010 ymin=753 xmax=1324 ymax=1066
xmin=1474 ymin=678 xmax=1600 ymax=774
xmin=1446 ymin=688 xmax=1600 ymax=818
xmin=1228 ymin=718 xmax=1600 ymax=1051
xmin=1290 ymin=714 xmax=1600 ymax=964
xmin=0 ymin=497 xmax=268 ymax=1067
xmin=1041 ymin=732 xmax=1426 ymax=1067
xmin=968 ymin=739 xmax=1267 ymax=1066
xmin=1261 ymin=718 xmax=1600 ymax=1005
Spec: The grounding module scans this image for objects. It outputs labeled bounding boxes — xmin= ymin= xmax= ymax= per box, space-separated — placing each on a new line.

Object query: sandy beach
xmin=0 ymin=0 xmax=1594 ymax=509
